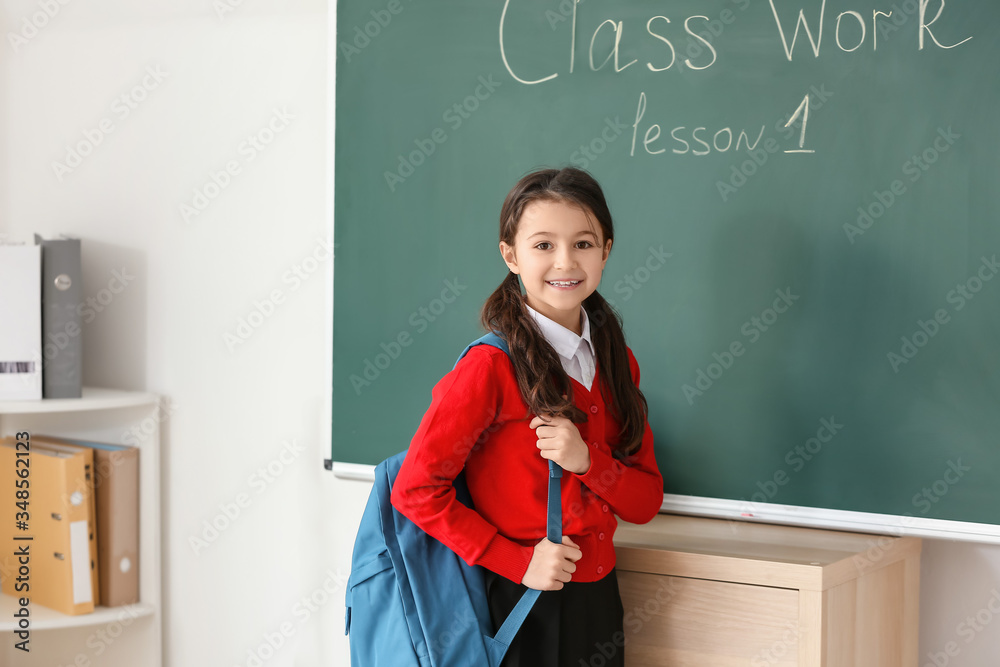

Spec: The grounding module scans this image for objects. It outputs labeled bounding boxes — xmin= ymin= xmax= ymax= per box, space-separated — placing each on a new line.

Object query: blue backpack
xmin=345 ymin=332 xmax=563 ymax=667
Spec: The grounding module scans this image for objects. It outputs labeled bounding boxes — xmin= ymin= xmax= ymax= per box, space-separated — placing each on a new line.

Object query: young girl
xmin=390 ymin=166 xmax=663 ymax=666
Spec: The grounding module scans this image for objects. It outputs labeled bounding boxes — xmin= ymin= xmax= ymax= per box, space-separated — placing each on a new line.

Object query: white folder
xmin=0 ymin=244 xmax=42 ymax=400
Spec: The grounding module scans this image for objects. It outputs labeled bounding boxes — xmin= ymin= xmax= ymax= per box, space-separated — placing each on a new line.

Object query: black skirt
xmin=485 ymin=568 xmax=625 ymax=667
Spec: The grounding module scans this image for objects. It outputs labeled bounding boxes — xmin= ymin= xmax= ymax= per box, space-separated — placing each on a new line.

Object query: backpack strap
xmin=453 ymin=331 xmax=564 ymax=657
xmin=373 ymin=459 xmax=431 ymax=659
xmin=453 ymin=331 xmax=510 ymax=366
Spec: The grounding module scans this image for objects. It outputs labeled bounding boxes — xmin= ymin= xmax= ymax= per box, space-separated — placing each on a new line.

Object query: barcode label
xmin=0 ymin=361 xmax=36 ymax=374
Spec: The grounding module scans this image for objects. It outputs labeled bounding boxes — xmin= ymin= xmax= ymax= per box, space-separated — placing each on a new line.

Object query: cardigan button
xmin=589 ymin=405 xmax=598 ymax=414
xmin=601 ymin=504 xmax=609 ymax=513
xmin=598 ymin=532 xmax=605 ymax=541
xmin=597 ymin=565 xmax=605 ymax=575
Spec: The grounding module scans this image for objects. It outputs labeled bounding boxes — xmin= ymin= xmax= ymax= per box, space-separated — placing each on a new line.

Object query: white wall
xmin=1 ymin=2 xmax=998 ymax=666
xmin=2 ymin=1 xmax=346 ymax=665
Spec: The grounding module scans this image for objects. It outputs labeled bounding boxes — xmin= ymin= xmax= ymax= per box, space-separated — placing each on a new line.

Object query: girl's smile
xmin=546 ymin=280 xmax=581 ymax=289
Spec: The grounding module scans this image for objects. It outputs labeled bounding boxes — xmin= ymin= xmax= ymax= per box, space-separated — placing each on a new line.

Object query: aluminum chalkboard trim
xmin=331 ymin=462 xmax=1000 ymax=543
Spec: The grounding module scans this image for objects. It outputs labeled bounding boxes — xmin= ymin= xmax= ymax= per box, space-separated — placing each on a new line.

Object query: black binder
xmin=34 ymin=234 xmax=83 ymax=398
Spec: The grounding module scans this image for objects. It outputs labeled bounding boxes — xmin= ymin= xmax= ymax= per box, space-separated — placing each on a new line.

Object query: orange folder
xmin=0 ymin=437 xmax=96 ymax=615
xmin=30 ymin=439 xmax=101 ymax=608
xmin=0 ymin=441 xmax=27 ymax=596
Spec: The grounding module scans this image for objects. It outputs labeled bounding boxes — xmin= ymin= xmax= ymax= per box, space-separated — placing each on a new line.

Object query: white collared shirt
xmin=524 ymin=302 xmax=596 ymax=392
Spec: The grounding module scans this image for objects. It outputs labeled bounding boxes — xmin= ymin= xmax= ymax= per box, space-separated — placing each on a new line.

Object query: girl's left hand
xmin=529 ymin=412 xmax=591 ymax=474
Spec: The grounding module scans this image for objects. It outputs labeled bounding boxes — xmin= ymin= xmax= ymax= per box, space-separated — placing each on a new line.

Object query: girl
xmin=391 ymin=166 xmax=663 ymax=666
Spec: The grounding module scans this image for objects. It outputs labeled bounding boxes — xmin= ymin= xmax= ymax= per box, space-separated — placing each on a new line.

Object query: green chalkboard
xmin=332 ymin=0 xmax=1000 ymax=527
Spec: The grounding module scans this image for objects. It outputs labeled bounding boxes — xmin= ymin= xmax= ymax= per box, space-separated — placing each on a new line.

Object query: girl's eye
xmin=534 ymin=241 xmax=593 ymax=250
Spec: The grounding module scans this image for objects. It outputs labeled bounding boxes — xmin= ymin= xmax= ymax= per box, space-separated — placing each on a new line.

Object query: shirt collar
xmin=524 ymin=302 xmax=594 ymax=361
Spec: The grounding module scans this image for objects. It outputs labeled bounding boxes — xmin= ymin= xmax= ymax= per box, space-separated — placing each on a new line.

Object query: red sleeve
xmin=575 ymin=347 xmax=663 ymax=524
xmin=390 ymin=346 xmax=534 ymax=583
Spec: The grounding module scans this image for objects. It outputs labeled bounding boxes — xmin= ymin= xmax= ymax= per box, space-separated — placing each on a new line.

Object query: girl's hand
xmin=522 ymin=536 xmax=582 ymax=590
xmin=529 ymin=411 xmax=591 ymax=474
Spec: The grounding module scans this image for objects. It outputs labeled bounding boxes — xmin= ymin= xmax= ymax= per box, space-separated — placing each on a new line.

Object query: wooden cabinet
xmin=613 ymin=514 xmax=921 ymax=667
xmin=0 ymin=388 xmax=162 ymax=667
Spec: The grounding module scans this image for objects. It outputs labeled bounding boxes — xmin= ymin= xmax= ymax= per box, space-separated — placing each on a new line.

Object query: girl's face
xmin=499 ymin=199 xmax=612 ymax=335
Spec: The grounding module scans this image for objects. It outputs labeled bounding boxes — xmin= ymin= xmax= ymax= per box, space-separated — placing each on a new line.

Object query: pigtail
xmin=584 ymin=290 xmax=648 ymax=458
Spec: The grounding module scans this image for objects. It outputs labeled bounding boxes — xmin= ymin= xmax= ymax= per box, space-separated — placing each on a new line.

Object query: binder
xmin=30 ymin=439 xmax=101 ymax=608
xmin=0 ymin=244 xmax=42 ymax=400
xmin=34 ymin=235 xmax=83 ymax=398
xmin=35 ymin=435 xmax=139 ymax=606
xmin=0 ymin=437 xmax=96 ymax=615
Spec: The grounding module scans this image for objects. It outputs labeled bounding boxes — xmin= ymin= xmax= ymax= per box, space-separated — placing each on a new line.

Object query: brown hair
xmin=480 ymin=167 xmax=648 ymax=457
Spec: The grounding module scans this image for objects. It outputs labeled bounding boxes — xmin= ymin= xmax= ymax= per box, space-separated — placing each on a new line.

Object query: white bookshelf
xmin=0 ymin=387 xmax=162 ymax=667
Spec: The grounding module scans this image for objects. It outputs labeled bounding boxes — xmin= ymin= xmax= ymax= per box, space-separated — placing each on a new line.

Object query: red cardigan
xmin=390 ymin=343 xmax=664 ymax=584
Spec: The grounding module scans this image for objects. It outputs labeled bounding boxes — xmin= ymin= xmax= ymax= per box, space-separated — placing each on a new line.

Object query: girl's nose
xmin=553 ymin=247 xmax=577 ymax=269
